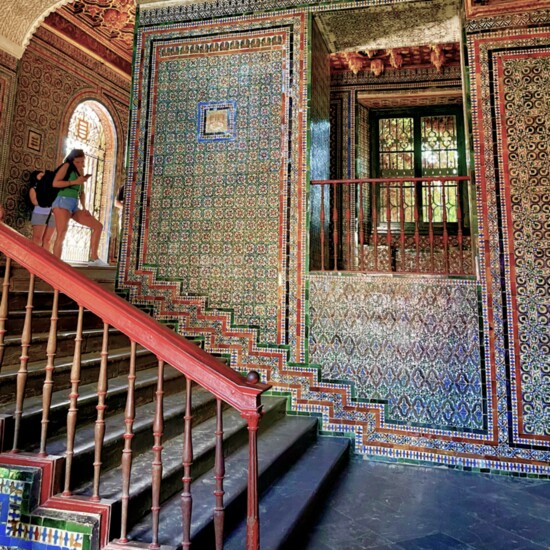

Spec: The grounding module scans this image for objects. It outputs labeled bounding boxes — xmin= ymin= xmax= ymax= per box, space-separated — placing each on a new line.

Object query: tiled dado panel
xmin=499 ymin=50 xmax=550 ymax=440
xmin=119 ymin=13 xmax=308 ymax=359
xmin=309 ymin=276 xmax=484 ymax=432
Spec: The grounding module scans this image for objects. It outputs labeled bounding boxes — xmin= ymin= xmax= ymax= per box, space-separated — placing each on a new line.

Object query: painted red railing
xmin=310 ymin=177 xmax=474 ymax=276
xmin=0 ymin=222 xmax=270 ymax=549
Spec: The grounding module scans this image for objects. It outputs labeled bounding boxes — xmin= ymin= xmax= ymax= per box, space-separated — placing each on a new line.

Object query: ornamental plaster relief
xmin=0 ymin=0 xmax=67 ymax=57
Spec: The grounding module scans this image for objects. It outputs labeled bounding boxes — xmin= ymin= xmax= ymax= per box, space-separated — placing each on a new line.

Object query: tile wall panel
xmin=121 ymin=0 xmax=550 ymax=475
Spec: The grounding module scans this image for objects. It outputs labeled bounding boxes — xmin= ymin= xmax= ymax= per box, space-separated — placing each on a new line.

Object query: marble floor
xmin=303 ymin=457 xmax=550 ymax=550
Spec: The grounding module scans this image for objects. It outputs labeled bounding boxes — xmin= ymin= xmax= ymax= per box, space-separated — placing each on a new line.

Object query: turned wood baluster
xmin=150 ymin=359 xmax=165 ymax=549
xmin=214 ymin=398 xmax=225 ymax=550
xmin=12 ymin=273 xmax=35 ymax=452
xmin=385 ymin=184 xmax=392 ymax=271
xmin=244 ymin=408 xmax=261 ymax=550
xmin=358 ymin=184 xmax=365 ymax=271
xmin=119 ymin=340 xmax=137 ymax=543
xmin=457 ymin=182 xmax=464 ymax=273
xmin=92 ymin=323 xmax=109 ymax=501
xmin=39 ymin=289 xmax=59 ymax=456
xmin=181 ymin=375 xmax=193 ymax=549
xmin=372 ymin=183 xmax=378 ymax=271
xmin=0 ymin=257 xmax=11 ymax=370
xmin=441 ymin=180 xmax=449 ymax=274
xmin=332 ymin=186 xmax=339 ymax=271
xmin=345 ymin=187 xmax=352 ymax=269
xmin=63 ymin=306 xmax=84 ymax=496
xmin=320 ymin=185 xmax=325 ymax=271
xmin=399 ymin=183 xmax=406 ymax=270
xmin=414 ymin=184 xmax=420 ymax=272
xmin=427 ymin=182 xmax=435 ymax=272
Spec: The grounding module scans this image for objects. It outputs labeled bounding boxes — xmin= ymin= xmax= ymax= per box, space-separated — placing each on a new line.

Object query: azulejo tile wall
xmin=120 ymin=0 xmax=550 ymax=475
xmin=0 ymin=466 xmax=96 ymax=550
xmin=309 ymin=276 xmax=484 ymax=431
xmin=467 ymin=21 xmax=550 ymax=457
xmin=120 ymin=12 xmax=308 ymax=358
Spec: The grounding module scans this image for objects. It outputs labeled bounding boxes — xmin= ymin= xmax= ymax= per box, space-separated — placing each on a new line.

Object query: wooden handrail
xmin=311 ymin=176 xmax=472 ymax=185
xmin=0 ymin=222 xmax=269 ymax=414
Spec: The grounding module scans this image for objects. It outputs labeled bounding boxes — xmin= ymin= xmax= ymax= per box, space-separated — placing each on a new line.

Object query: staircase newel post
xmin=242 ymin=408 xmax=261 ymax=550
xmin=213 ymin=398 xmax=225 ymax=550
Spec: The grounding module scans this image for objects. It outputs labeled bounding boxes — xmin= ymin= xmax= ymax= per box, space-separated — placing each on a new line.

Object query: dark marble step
xmin=0 ymin=363 xmax=186 ymax=452
xmin=0 ymin=346 xmax=157 ymax=406
xmin=125 ymin=414 xmax=319 ymax=548
xmin=42 ymin=384 xmax=242 ymax=486
xmin=1 ymin=327 xmax=131 ymax=369
xmin=75 ymin=395 xmax=288 ymax=539
xmin=223 ymin=437 xmax=351 ymax=550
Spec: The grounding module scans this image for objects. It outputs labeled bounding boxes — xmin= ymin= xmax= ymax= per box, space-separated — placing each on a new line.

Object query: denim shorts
xmin=31 ymin=211 xmax=56 ymax=227
xmin=52 ymin=196 xmax=79 ymax=214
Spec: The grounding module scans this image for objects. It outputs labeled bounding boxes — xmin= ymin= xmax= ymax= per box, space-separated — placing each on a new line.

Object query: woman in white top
xmin=29 ymin=170 xmax=56 ymax=251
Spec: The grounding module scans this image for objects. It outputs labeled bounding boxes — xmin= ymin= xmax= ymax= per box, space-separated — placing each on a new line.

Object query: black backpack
xmin=34 ymin=169 xmax=59 ymax=208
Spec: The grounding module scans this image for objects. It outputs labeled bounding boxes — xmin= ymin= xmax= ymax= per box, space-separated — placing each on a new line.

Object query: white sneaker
xmin=88 ymin=258 xmax=109 ymax=267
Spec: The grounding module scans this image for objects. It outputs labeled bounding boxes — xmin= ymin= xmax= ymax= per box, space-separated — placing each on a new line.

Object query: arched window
xmin=62 ymin=100 xmax=117 ymax=263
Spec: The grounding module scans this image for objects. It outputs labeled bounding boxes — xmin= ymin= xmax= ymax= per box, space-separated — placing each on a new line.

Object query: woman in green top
xmin=52 ymin=149 xmax=104 ymax=264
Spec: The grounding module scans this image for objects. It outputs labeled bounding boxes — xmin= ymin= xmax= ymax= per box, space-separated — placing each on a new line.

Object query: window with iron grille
xmin=370 ymin=105 xmax=468 ymax=234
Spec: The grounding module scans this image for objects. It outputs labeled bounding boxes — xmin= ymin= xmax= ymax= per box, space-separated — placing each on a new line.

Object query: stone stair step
xmin=126 ymin=414 xmax=319 ymax=548
xmin=8 ymin=264 xmax=116 ymax=291
xmin=0 ymin=364 xmax=186 ymax=452
xmin=4 ymin=289 xmax=77 ymax=310
xmin=223 ymin=436 xmax=350 ymax=550
xmin=74 ymin=395 xmax=288 ymax=538
xmin=41 ymin=385 xmax=225 ymax=482
xmin=6 ymin=307 xmax=104 ymax=333
xmin=0 ymin=346 xmax=157 ymax=406
xmin=1 ymin=327 xmax=131 ymax=368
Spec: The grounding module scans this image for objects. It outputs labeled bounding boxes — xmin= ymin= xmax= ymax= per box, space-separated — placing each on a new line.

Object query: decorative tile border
xmin=197 ymin=100 xmax=237 ymax=142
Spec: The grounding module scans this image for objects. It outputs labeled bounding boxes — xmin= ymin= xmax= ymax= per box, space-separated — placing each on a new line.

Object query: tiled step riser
xmin=1 ymin=330 xmax=131 ymax=369
xmin=0 ymin=350 xmax=158 ymax=406
xmin=11 ymin=373 xmax=187 ymax=453
xmin=7 ymin=309 xmax=104 ymax=334
xmin=110 ymin=398 xmax=288 ymax=539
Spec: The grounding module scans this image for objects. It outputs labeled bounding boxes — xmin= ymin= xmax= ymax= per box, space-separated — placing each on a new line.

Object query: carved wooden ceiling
xmin=330 ymin=43 xmax=461 ymax=76
xmin=43 ymin=0 xmax=135 ymax=74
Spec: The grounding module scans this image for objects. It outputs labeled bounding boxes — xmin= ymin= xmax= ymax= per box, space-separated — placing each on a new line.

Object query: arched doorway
xmin=62 ymin=100 xmax=117 ymax=263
